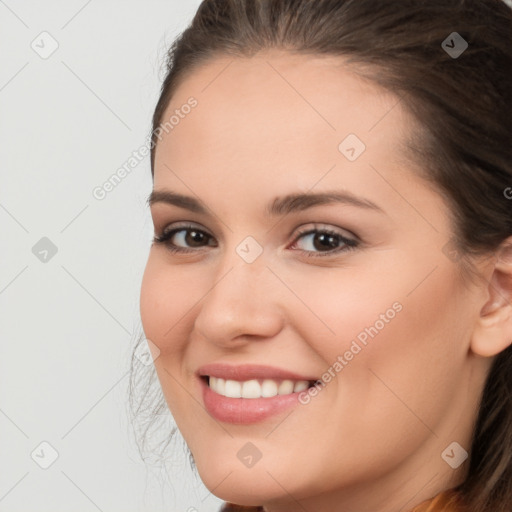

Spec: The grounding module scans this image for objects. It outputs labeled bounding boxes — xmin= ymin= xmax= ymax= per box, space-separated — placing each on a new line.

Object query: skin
xmin=139 ymin=51 xmax=512 ymax=512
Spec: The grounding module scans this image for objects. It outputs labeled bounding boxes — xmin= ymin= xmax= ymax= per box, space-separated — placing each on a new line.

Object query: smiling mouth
xmin=201 ymin=375 xmax=319 ymax=399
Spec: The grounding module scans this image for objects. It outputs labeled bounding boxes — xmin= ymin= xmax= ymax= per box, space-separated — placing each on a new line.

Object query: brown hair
xmin=130 ymin=1 xmax=512 ymax=510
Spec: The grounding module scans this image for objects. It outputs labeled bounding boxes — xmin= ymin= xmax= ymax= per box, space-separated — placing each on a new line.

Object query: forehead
xmin=153 ymin=51 xmax=417 ymax=198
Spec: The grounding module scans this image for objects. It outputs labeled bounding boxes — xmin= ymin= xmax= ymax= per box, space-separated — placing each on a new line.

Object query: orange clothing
xmin=219 ymin=487 xmax=464 ymax=511
xmin=409 ymin=488 xmax=464 ymax=512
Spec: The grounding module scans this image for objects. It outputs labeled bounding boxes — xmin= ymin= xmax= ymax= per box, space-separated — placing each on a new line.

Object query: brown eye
xmin=175 ymin=228 xmax=209 ymax=247
xmin=152 ymin=224 xmax=216 ymax=253
xmin=289 ymin=226 xmax=359 ymax=258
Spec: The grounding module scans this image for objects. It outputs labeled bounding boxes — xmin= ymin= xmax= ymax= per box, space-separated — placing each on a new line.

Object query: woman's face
xmin=140 ymin=52 xmax=489 ymax=511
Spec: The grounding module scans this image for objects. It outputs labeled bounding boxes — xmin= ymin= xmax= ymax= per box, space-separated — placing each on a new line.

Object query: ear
xmin=471 ymin=237 xmax=512 ymax=358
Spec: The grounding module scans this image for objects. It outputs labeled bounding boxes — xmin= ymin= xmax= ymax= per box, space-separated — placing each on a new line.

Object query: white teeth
xmin=278 ymin=379 xmax=295 ymax=395
xmin=242 ymin=379 xmax=261 ymax=398
xmin=261 ymin=379 xmax=278 ymax=397
xmin=208 ymin=377 xmax=311 ymax=398
xmin=210 ymin=376 xmax=225 ymax=395
xmin=224 ymin=379 xmax=242 ymax=398
xmin=293 ymin=381 xmax=309 ymax=392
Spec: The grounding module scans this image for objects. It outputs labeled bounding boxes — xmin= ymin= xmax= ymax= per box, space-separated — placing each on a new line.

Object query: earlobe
xmin=470 ymin=237 xmax=512 ymax=358
xmin=471 ymin=310 xmax=512 ymax=357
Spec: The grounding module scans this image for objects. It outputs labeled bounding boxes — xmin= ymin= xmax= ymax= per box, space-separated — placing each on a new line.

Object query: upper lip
xmin=197 ymin=363 xmax=318 ymax=382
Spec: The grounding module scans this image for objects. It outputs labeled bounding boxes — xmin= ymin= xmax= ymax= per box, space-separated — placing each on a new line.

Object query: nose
xmin=193 ymin=254 xmax=285 ymax=348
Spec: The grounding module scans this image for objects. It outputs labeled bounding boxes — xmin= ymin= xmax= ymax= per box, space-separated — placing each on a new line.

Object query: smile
xmin=204 ymin=376 xmax=317 ymax=399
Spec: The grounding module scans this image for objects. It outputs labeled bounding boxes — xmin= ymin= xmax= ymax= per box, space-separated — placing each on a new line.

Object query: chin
xmin=195 ymin=459 xmax=291 ymax=505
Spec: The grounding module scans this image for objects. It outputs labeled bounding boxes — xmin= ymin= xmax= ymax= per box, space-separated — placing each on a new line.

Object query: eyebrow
xmin=147 ymin=189 xmax=385 ymax=216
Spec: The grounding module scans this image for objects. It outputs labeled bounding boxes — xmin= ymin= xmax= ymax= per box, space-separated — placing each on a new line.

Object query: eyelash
xmin=152 ymin=223 xmax=359 ymax=258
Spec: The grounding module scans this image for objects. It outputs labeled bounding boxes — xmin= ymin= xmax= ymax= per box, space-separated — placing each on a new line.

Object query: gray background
xmin=0 ymin=1 xmax=221 ymax=511
xmin=1 ymin=1 xmax=511 ymax=512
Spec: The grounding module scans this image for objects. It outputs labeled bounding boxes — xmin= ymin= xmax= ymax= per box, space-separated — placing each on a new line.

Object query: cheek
xmin=287 ymin=259 xmax=467 ymax=437
xmin=140 ymin=261 xmax=168 ymax=348
xmin=287 ymin=253 xmax=465 ymax=374
xmin=139 ymin=259 xmax=199 ymax=412
xmin=140 ymin=255 xmax=193 ymax=354
xmin=139 ymin=255 xmax=206 ymax=409
xmin=277 ymin=262 xmax=404 ymax=364
xmin=253 ymin=262 xmax=467 ymax=489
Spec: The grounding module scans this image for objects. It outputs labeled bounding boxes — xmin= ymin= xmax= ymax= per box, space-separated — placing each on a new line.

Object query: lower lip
xmin=200 ymin=377 xmax=305 ymax=424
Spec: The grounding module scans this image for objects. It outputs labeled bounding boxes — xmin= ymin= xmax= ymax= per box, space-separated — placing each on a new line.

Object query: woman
xmin=130 ymin=1 xmax=512 ymax=510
